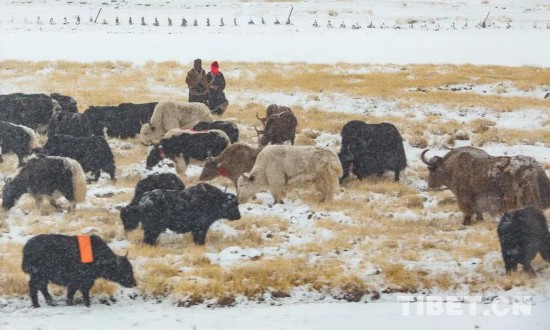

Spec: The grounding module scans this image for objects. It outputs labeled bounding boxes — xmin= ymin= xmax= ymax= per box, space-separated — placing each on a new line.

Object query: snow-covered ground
xmin=1 ymin=1 xmax=550 ymax=329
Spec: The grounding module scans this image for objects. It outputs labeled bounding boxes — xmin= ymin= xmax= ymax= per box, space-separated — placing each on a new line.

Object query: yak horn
xmin=124 ymin=250 xmax=129 ymax=258
xmin=254 ymin=125 xmax=264 ymax=134
xmin=420 ymin=149 xmax=431 ymax=165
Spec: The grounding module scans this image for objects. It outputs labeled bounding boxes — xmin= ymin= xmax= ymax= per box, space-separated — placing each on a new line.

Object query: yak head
xmin=99 ymin=251 xmax=137 ymax=288
xmin=421 ymin=149 xmax=445 ymax=188
xmin=140 ymin=123 xmax=163 ymax=146
xmin=2 ymin=176 xmax=24 ymax=210
xmin=145 ymin=144 xmax=166 ymax=170
xmin=190 ymin=183 xmax=241 ymax=221
xmin=236 ymin=173 xmax=259 ymax=203
xmin=120 ymin=205 xmax=141 ymax=231
xmin=199 ymin=155 xmax=224 ymax=182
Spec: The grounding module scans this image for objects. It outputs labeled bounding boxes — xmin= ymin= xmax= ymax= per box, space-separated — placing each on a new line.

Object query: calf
xmin=146 ymin=129 xmax=230 ymax=175
xmin=129 ymin=173 xmax=186 ymax=206
xmin=497 ymin=206 xmax=550 ymax=276
xmin=120 ymin=183 xmax=241 ymax=245
xmin=255 ymin=111 xmax=297 ymax=146
xmin=2 ymin=155 xmax=86 ymax=212
xmin=237 ymin=145 xmax=342 ymax=204
xmin=199 ymin=143 xmax=260 ymax=187
xmin=43 ymin=135 xmax=116 ymax=182
xmin=0 ymin=121 xmax=40 ymax=166
xmin=339 ymin=121 xmax=407 ymax=182
xmin=22 ymin=234 xmax=136 ymax=307
xmin=193 ymin=120 xmax=239 ymax=143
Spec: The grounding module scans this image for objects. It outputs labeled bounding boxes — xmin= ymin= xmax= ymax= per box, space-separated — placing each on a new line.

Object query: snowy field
xmin=1 ymin=1 xmax=550 ymax=329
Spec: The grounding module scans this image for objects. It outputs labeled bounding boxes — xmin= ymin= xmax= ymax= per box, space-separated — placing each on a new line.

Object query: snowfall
xmin=1 ymin=0 xmax=550 ymax=329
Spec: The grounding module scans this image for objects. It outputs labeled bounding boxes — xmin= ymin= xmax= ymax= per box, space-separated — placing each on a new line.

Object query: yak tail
xmin=537 ymin=168 xmax=550 ymax=209
xmin=64 ymin=158 xmax=87 ymax=204
xmin=541 ymin=232 xmax=550 ymax=262
xmin=21 ymin=245 xmax=35 ymax=274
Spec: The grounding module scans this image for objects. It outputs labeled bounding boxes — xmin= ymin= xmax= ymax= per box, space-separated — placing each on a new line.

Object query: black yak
xmin=129 ymin=173 xmax=185 ymax=206
xmin=2 ymin=155 xmax=86 ymax=212
xmin=42 ymin=135 xmax=116 ymax=182
xmin=120 ymin=183 xmax=241 ymax=245
xmin=339 ymin=120 xmax=407 ymax=182
xmin=0 ymin=121 xmax=40 ymax=166
xmin=22 ymin=234 xmax=136 ymax=307
xmin=146 ymin=129 xmax=230 ymax=175
xmin=497 ymin=206 xmax=550 ymax=276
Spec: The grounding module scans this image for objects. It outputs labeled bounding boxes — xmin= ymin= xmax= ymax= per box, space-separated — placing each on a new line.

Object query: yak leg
xmin=523 ymin=263 xmax=536 ymax=278
xmin=458 ymin=194 xmax=476 ymax=226
xmin=93 ymin=169 xmax=101 ymax=182
xmin=29 ymin=275 xmax=40 ymax=308
xmin=339 ymin=162 xmax=351 ymax=184
xmin=37 ymin=280 xmax=54 ymax=306
xmin=475 ymin=211 xmax=484 ymax=222
xmin=143 ymin=229 xmax=161 ymax=245
xmin=192 ymin=227 xmax=208 ymax=245
xmin=48 ymin=197 xmax=62 ymax=212
xmin=80 ymin=281 xmax=94 ymax=307
xmin=504 ymin=256 xmax=518 ymax=275
xmin=174 ymin=155 xmax=188 ymax=175
xmin=66 ymin=284 xmax=78 ymax=305
xmin=394 ymin=170 xmax=400 ymax=182
xmin=106 ymin=165 xmax=116 ymax=182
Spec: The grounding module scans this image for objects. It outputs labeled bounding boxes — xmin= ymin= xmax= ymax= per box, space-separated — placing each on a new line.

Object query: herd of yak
xmin=1 ymin=92 xmax=550 ymax=307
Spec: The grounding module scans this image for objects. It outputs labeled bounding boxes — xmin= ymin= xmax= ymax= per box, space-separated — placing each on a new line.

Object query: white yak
xmin=237 ymin=145 xmax=342 ymax=203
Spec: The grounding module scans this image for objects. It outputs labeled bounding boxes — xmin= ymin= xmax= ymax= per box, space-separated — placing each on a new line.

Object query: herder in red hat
xmin=206 ymin=61 xmax=228 ymax=115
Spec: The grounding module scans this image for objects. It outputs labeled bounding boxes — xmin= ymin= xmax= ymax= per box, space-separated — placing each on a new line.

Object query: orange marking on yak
xmin=77 ymin=235 xmax=94 ymax=263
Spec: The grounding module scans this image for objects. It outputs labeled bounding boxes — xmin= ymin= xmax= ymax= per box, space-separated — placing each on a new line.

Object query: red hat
xmin=210 ymin=61 xmax=220 ymax=75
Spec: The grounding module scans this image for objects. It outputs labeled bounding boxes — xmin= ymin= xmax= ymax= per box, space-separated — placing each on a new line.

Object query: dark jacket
xmin=207 ymin=71 xmax=228 ymax=111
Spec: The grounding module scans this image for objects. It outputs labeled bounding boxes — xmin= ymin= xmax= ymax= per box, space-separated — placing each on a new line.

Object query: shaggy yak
xmin=0 ymin=121 xmax=41 ymax=166
xmin=497 ymin=206 xmax=550 ymax=276
xmin=146 ymin=129 xmax=231 ymax=175
xmin=22 ymin=234 xmax=136 ymax=307
xmin=421 ymin=147 xmax=550 ymax=225
xmin=84 ymin=102 xmax=157 ymax=138
xmin=47 ymin=111 xmax=93 ymax=137
xmin=199 ymin=143 xmax=261 ymax=187
xmin=42 ymin=134 xmax=116 ymax=182
xmin=140 ymin=101 xmax=213 ymax=145
xmin=120 ymin=183 xmax=241 ymax=245
xmin=237 ymin=145 xmax=342 ymax=204
xmin=0 ymin=93 xmax=63 ymax=133
xmin=192 ymin=120 xmax=240 ymax=144
xmin=128 ymin=173 xmax=186 ymax=206
xmin=255 ymin=104 xmax=293 ymax=126
xmin=2 ymin=155 xmax=87 ymax=212
xmin=338 ymin=120 xmax=407 ymax=182
xmin=255 ymin=110 xmax=298 ymax=146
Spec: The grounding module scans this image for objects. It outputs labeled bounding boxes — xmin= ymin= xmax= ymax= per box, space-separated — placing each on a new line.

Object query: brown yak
xmin=421 ymin=147 xmax=550 ymax=225
xmin=199 ymin=143 xmax=261 ymax=187
xmin=255 ymin=104 xmax=293 ymax=126
xmin=254 ymin=111 xmax=298 ymax=146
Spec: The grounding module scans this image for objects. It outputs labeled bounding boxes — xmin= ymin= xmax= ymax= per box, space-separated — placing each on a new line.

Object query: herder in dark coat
xmin=185 ymin=59 xmax=209 ymax=105
xmin=206 ymin=61 xmax=229 ymax=115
